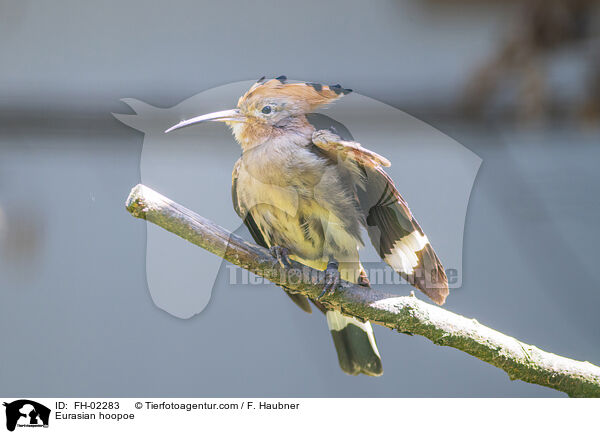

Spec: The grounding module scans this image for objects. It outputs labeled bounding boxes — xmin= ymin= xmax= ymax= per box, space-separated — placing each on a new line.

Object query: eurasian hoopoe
xmin=166 ymin=76 xmax=448 ymax=376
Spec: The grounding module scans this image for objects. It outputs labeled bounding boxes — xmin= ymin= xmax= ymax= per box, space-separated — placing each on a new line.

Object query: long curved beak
xmin=165 ymin=109 xmax=245 ymax=133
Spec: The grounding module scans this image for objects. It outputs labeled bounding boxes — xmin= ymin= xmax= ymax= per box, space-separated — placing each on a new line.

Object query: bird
xmin=165 ymin=76 xmax=449 ymax=376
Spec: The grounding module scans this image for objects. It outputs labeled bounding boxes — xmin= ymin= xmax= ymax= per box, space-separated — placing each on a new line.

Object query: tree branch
xmin=126 ymin=183 xmax=600 ymax=397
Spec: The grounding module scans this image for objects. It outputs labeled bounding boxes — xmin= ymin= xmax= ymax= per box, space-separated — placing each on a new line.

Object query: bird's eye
xmin=261 ymin=106 xmax=272 ymax=114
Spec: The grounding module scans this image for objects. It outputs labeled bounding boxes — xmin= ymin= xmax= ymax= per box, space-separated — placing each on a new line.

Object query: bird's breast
xmin=234 ymin=142 xmax=363 ymax=263
xmin=236 ymin=163 xmax=301 ymax=217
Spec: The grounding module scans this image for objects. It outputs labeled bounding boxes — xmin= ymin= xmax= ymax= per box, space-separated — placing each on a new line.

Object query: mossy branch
xmin=126 ymin=183 xmax=600 ymax=397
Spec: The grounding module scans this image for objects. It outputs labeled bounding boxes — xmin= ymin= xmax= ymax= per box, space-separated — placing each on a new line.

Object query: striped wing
xmin=312 ymin=130 xmax=449 ymax=305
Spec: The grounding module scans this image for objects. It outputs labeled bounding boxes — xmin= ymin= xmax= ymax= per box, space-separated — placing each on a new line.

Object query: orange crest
xmin=238 ymin=76 xmax=352 ymax=113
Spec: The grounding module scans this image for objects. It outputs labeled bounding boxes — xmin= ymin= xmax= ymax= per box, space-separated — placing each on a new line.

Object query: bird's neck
xmin=230 ymin=115 xmax=314 ymax=151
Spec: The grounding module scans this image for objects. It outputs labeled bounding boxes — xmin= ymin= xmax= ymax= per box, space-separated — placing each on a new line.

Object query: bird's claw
xmin=358 ymin=269 xmax=371 ymax=288
xmin=269 ymin=245 xmax=292 ymax=268
xmin=318 ymin=261 xmax=340 ymax=299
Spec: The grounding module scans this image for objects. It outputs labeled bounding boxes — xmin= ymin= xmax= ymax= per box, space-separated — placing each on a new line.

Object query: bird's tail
xmin=326 ymin=311 xmax=383 ymax=376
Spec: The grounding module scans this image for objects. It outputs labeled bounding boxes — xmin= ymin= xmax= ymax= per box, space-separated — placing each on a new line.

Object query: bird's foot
xmin=269 ymin=245 xmax=292 ymax=268
xmin=318 ymin=260 xmax=341 ymax=299
xmin=358 ymin=269 xmax=371 ymax=288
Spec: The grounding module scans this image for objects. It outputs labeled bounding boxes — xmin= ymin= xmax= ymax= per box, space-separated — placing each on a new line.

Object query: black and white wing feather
xmin=312 ymin=129 xmax=449 ymax=305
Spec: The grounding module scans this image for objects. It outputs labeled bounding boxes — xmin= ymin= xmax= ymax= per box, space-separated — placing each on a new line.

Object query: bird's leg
xmin=269 ymin=245 xmax=292 ymax=268
xmin=318 ymin=258 xmax=341 ymax=299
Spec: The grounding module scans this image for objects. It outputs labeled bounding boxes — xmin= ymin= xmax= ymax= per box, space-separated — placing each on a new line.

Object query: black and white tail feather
xmin=326 ymin=311 xmax=383 ymax=376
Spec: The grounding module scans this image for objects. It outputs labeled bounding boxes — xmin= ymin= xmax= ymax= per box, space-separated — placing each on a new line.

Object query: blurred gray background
xmin=1 ymin=0 xmax=599 ymax=397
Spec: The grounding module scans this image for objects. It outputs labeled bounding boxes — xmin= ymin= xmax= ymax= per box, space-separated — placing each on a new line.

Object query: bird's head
xmin=165 ymin=76 xmax=351 ymax=149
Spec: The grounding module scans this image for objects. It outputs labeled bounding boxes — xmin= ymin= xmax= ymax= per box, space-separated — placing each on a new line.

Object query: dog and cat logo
xmin=3 ymin=400 xmax=50 ymax=431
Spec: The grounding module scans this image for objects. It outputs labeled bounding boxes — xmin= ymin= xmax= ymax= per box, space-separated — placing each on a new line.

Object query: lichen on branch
xmin=126 ymin=183 xmax=600 ymax=397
